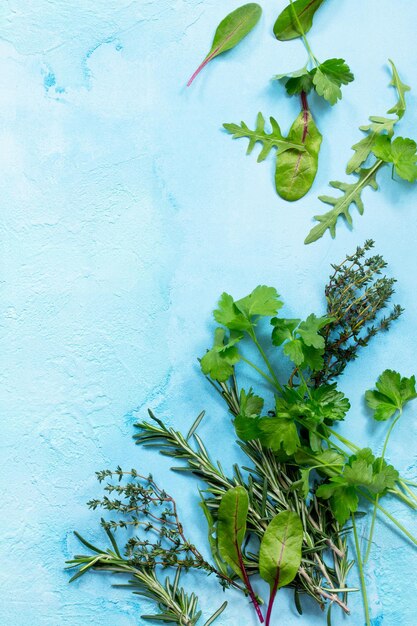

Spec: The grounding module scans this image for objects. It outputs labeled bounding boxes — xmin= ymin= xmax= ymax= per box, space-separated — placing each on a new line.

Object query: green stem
xmin=363 ymin=410 xmax=402 ymax=565
xmin=248 ymin=330 xmax=284 ymax=394
xmin=399 ymin=480 xmax=417 ymax=505
xmin=351 ymin=514 xmax=371 ymax=626
xmin=326 ymin=426 xmax=359 ymax=453
xmin=289 ymin=0 xmax=319 ymax=66
xmin=358 ymin=489 xmax=417 ymax=546
xmin=241 ymin=356 xmax=275 ymax=387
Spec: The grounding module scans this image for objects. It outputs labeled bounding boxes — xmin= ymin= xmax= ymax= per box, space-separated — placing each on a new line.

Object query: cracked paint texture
xmin=1 ymin=1 xmax=417 ymax=625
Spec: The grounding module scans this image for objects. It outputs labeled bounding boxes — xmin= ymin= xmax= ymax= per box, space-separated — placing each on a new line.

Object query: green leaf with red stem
xmin=187 ymin=3 xmax=262 ymax=86
xmin=273 ymin=0 xmax=326 ymax=41
xmin=259 ymin=511 xmax=303 ymax=626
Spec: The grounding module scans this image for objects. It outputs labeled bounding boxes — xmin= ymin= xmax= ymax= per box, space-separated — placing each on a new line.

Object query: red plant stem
xmin=236 ymin=544 xmax=264 ymax=623
xmin=265 ymin=580 xmax=279 ymax=626
xmin=300 ymin=90 xmax=309 ymax=142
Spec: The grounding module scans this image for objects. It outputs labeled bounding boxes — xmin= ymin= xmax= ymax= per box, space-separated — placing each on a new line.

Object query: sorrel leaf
xmin=275 ymin=109 xmax=322 ymax=200
xmin=217 ymin=486 xmax=249 ymax=579
xmin=259 ymin=511 xmax=303 ymax=624
xmin=273 ymin=0 xmax=325 ymax=41
xmin=259 ymin=511 xmax=303 ymax=590
xmin=187 ymin=3 xmax=262 ymax=86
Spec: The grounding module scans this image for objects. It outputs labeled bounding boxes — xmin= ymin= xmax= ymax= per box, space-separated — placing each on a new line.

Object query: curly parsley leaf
xmin=187 ymin=3 xmax=262 ymax=86
xmin=273 ymin=0 xmax=326 ymax=41
xmin=312 ymin=58 xmax=354 ymax=106
xmin=373 ymin=136 xmax=417 ymax=182
xmin=200 ymin=328 xmax=242 ymax=382
xmin=365 ymin=370 xmax=417 ymax=421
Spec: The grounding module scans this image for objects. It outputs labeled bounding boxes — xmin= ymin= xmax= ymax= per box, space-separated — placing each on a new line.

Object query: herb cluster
xmin=69 ymin=243 xmax=416 ymax=626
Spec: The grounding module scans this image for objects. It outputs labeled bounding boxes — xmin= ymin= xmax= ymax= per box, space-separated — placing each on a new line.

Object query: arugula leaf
xmin=200 ymin=328 xmax=242 ymax=382
xmin=305 ymin=60 xmax=414 ymax=244
xmin=273 ymin=0 xmax=325 ymax=41
xmin=387 ymin=58 xmax=410 ymax=120
xmin=275 ymin=109 xmax=323 ymax=201
xmin=304 ymin=165 xmax=380 ymax=244
xmin=187 ymin=3 xmax=262 ymax=86
xmin=224 ymin=113 xmax=305 ymax=161
xmin=373 ymin=136 xmax=417 ymax=182
xmin=365 ymin=369 xmax=417 ymax=421
xmin=312 ymin=58 xmax=354 ymax=106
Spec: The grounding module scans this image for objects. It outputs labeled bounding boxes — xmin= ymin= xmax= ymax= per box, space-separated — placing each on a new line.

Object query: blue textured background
xmin=1 ymin=1 xmax=417 ymax=624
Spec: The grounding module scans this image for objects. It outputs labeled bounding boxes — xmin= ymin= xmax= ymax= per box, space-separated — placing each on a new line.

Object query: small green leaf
xmin=259 ymin=511 xmax=303 ymax=592
xmin=365 ymin=369 xmax=417 ymax=421
xmin=387 ymin=59 xmax=410 ymax=120
xmin=312 ymin=58 xmax=354 ymax=106
xmin=271 ymin=318 xmax=301 ymax=346
xmin=236 ymin=285 xmax=283 ymax=317
xmin=258 ymin=416 xmax=300 ymax=455
xmin=305 ymin=165 xmax=380 ymax=244
xmin=373 ymin=135 xmax=417 ymax=182
xmin=273 ymin=0 xmax=325 ymax=41
xmin=298 ymin=314 xmax=332 ymax=349
xmin=200 ymin=328 xmax=242 ymax=382
xmin=224 ymin=112 xmax=306 ymax=163
xmin=274 ymin=67 xmax=314 ymax=96
xmin=217 ymin=486 xmax=249 ymax=580
xmin=188 ymin=3 xmax=262 ymax=86
xmin=275 ymin=109 xmax=322 ymax=201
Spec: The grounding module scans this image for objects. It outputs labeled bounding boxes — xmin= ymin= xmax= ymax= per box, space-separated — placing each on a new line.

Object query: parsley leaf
xmin=214 ymin=286 xmax=283 ymax=332
xmin=312 ymin=58 xmax=354 ymax=106
xmin=316 ymin=447 xmax=400 ymax=525
xmin=200 ymin=328 xmax=242 ymax=382
xmin=258 ymin=416 xmax=300 ymax=456
xmin=373 ymin=136 xmax=417 ymax=182
xmin=365 ymin=369 xmax=417 ymax=421
xmin=272 ymin=314 xmax=333 ymax=371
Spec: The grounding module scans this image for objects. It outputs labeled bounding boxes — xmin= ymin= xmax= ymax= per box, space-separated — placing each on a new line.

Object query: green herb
xmin=275 ymin=105 xmax=322 ymax=201
xmin=70 ymin=245 xmax=416 ymax=626
xmin=187 ymin=3 xmax=262 ymax=86
xmin=273 ymin=0 xmax=326 ymax=41
xmin=217 ymin=487 xmax=264 ymax=622
xmin=305 ymin=60 xmax=416 ymax=244
xmin=259 ymin=511 xmax=303 ymax=626
xmin=67 ymin=470 xmax=230 ymax=625
xmin=362 ymin=371 xmax=417 ymax=566
xmin=314 ymin=240 xmax=403 ymax=385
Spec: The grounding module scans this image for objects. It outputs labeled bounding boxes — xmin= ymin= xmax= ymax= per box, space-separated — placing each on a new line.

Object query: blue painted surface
xmin=1 ymin=1 xmax=417 ymax=624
